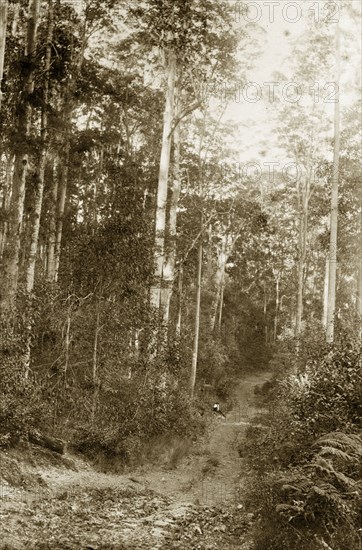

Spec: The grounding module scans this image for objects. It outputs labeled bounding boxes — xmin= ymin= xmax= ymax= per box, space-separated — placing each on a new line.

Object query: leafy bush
xmin=243 ymin=332 xmax=362 ymax=550
xmin=0 ymin=309 xmax=46 ymax=446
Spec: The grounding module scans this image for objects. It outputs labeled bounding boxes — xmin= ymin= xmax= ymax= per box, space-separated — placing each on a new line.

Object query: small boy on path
xmin=213 ymin=403 xmax=226 ymax=419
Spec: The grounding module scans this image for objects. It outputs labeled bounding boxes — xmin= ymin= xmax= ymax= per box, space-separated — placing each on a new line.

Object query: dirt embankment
xmin=0 ymin=371 xmax=271 ymax=549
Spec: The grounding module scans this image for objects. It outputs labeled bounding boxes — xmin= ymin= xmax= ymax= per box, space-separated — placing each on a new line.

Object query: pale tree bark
xmin=210 ymin=222 xmax=243 ymax=332
xmin=0 ymin=0 xmax=40 ymax=311
xmin=357 ymin=183 xmax=362 ymax=341
xmin=160 ymin=88 xmax=181 ymax=325
xmin=189 ymin=108 xmax=225 ymax=393
xmin=322 ymin=255 xmax=329 ymax=328
xmin=190 ymin=238 xmax=202 ymax=399
xmin=26 ymin=0 xmax=53 ymax=293
xmin=64 ymin=310 xmax=71 ymax=378
xmin=326 ymin=19 xmax=340 ymax=344
xmin=175 ymin=264 xmax=183 ymax=337
xmin=0 ymin=0 xmax=8 ymax=109
xmin=46 ymin=156 xmax=59 ymax=281
xmin=217 ymin=265 xmax=225 ymax=331
xmin=150 ymin=50 xmax=176 ymax=312
xmin=263 ymin=281 xmax=268 ymax=346
xmin=11 ymin=2 xmax=19 ymax=36
xmin=49 ymin=23 xmax=87 ymax=283
xmin=0 ymin=154 xmax=14 ymax=257
xmin=91 ymin=146 xmax=103 ymax=235
xmin=295 ymin=204 xmax=308 ymax=338
xmin=54 ymin=143 xmax=70 ymax=282
xmin=91 ymin=308 xmax=101 ymax=426
xmin=273 ymin=272 xmax=280 ymax=342
xmin=210 ymin=233 xmax=227 ymax=331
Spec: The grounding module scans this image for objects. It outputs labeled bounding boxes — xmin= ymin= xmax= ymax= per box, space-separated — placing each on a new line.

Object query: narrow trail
xmin=0 ymin=371 xmax=271 ymax=550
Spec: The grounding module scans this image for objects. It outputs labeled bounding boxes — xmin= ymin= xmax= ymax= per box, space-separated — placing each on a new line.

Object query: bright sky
xmin=220 ymin=0 xmax=361 ymax=166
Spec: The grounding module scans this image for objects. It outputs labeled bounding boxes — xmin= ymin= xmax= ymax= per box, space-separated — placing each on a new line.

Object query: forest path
xmin=0 ymin=371 xmax=271 ymax=550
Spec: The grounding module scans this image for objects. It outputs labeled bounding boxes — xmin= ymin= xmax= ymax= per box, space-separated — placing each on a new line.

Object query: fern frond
xmin=317 ymin=446 xmax=358 ymax=463
xmin=315 ymin=432 xmax=362 ymax=459
xmin=310 ymin=483 xmax=348 ymax=512
xmin=312 ymin=456 xmax=356 ymax=488
xmin=313 ymin=456 xmax=334 ymax=473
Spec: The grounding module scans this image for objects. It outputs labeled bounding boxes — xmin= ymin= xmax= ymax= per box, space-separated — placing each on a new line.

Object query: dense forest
xmin=0 ymin=1 xmax=361 ymax=549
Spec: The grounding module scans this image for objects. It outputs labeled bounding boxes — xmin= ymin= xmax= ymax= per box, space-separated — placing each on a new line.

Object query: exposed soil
xmin=0 ymin=371 xmax=270 ymax=549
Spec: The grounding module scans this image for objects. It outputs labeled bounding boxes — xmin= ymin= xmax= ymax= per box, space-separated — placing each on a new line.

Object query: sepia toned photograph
xmin=0 ymin=1 xmax=361 ymax=548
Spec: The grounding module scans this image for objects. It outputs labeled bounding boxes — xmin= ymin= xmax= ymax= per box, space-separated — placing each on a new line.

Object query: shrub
xmin=244 ymin=332 xmax=362 ymax=550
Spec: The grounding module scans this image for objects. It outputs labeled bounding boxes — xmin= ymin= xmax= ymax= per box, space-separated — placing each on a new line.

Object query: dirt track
xmin=0 ymin=371 xmax=270 ymax=549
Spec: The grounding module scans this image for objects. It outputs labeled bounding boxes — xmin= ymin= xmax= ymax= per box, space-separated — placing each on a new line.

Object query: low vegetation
xmin=242 ymin=329 xmax=362 ymax=550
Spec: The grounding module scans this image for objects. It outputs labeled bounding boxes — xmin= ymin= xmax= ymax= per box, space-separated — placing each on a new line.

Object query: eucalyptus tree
xmin=131 ymin=0 xmax=239 ymax=326
xmin=0 ymin=0 xmax=40 ymax=311
xmin=0 ymin=0 xmax=8 ymax=109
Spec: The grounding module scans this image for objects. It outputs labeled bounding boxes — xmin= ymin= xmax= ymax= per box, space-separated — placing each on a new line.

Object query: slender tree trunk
xmin=295 ymin=207 xmax=307 ymax=338
xmin=64 ymin=309 xmax=71 ymax=378
xmin=190 ymin=239 xmax=202 ymax=399
xmin=0 ymin=154 xmax=14 ymax=257
xmin=11 ymin=2 xmax=19 ymax=36
xmin=54 ymin=144 xmax=70 ymax=282
xmin=274 ymin=275 xmax=280 ymax=342
xmin=91 ymin=309 xmax=101 ymax=426
xmin=0 ymin=0 xmax=8 ymax=109
xmin=357 ymin=184 xmax=362 ymax=340
xmin=210 ymin=235 xmax=227 ymax=332
xmin=26 ymin=0 xmax=53 ymax=292
xmin=206 ymin=223 xmax=213 ymax=280
xmin=46 ymin=156 xmax=59 ymax=281
xmin=49 ymin=25 xmax=87 ymax=283
xmin=264 ymin=280 xmax=268 ymax=346
xmin=1 ymin=157 xmax=28 ymax=310
xmin=161 ymin=87 xmax=181 ymax=324
xmin=0 ymin=0 xmax=40 ymax=311
xmin=150 ymin=50 xmax=176 ymax=312
xmin=91 ymin=146 xmax=103 ymax=235
xmin=217 ymin=267 xmax=225 ymax=330
xmin=322 ymin=255 xmax=329 ymax=328
xmin=326 ymin=20 xmax=340 ymax=344
xmin=176 ymin=264 xmax=183 ymax=337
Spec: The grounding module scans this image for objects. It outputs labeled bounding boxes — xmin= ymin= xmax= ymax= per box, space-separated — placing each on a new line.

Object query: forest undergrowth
xmin=0 ymin=370 xmax=271 ymax=550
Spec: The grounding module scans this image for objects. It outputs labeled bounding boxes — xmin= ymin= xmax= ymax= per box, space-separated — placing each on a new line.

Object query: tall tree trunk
xmin=150 ymin=50 xmax=176 ymax=312
xmin=49 ymin=24 xmax=87 ymax=283
xmin=322 ymin=255 xmax=329 ymax=328
xmin=274 ymin=275 xmax=280 ymax=342
xmin=0 ymin=0 xmax=8 ymax=109
xmin=210 ymin=234 xmax=227 ymax=332
xmin=91 ymin=146 xmax=103 ymax=235
xmin=91 ymin=308 xmax=101 ymax=426
xmin=190 ymin=239 xmax=202 ymax=399
xmin=295 ymin=206 xmax=307 ymax=338
xmin=0 ymin=154 xmax=14 ymax=257
xmin=11 ymin=1 xmax=19 ymax=36
xmin=26 ymin=0 xmax=53 ymax=292
xmin=357 ymin=183 xmax=362 ymax=340
xmin=54 ymin=143 xmax=70 ymax=282
xmin=263 ymin=280 xmax=268 ymax=346
xmin=46 ymin=156 xmax=59 ymax=281
xmin=161 ymin=88 xmax=181 ymax=325
xmin=217 ymin=267 xmax=225 ymax=331
xmin=175 ymin=263 xmax=183 ymax=337
xmin=0 ymin=0 xmax=40 ymax=311
xmin=326 ymin=20 xmax=340 ymax=344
